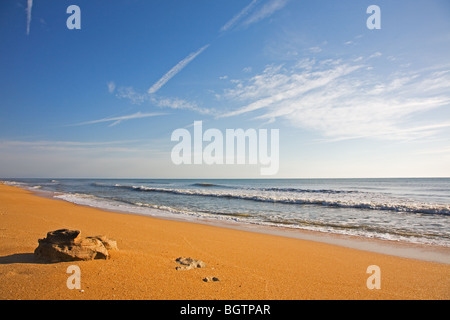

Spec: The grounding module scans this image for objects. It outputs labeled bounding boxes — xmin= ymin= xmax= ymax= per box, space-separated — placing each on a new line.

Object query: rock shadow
xmin=0 ymin=253 xmax=49 ymax=265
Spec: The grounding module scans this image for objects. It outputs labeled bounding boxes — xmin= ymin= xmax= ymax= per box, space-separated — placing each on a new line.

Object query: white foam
xmin=54 ymin=191 xmax=450 ymax=248
xmin=115 ymin=184 xmax=450 ymax=215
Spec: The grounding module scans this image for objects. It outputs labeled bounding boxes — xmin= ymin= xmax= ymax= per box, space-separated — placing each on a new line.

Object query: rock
xmin=46 ymin=229 xmax=81 ymax=243
xmin=202 ymin=277 xmax=220 ymax=282
xmin=34 ymin=229 xmax=117 ymax=262
xmin=175 ymin=257 xmax=206 ymax=270
xmin=88 ymin=235 xmax=118 ymax=251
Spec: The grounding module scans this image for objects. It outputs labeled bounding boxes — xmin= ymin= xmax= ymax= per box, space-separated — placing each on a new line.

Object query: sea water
xmin=3 ymin=178 xmax=450 ymax=247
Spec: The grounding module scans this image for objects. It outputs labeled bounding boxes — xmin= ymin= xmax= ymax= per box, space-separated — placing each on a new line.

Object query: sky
xmin=0 ymin=0 xmax=449 ymax=178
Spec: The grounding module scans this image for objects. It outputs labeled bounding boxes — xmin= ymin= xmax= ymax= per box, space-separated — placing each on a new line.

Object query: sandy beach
xmin=0 ymin=183 xmax=449 ymax=300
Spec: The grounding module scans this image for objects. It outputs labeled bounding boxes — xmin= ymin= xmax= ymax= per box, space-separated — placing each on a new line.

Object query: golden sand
xmin=0 ymin=184 xmax=449 ymax=300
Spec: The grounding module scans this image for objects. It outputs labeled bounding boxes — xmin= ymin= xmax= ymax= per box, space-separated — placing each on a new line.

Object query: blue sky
xmin=0 ymin=0 xmax=449 ymax=178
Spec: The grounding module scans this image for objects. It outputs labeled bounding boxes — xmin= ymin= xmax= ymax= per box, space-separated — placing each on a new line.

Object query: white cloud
xmin=107 ymin=81 xmax=116 ymax=93
xmin=387 ymin=56 xmax=397 ymax=62
xmin=294 ymin=58 xmax=316 ymax=70
xmin=218 ymin=56 xmax=450 ymax=142
xmin=0 ymin=139 xmax=172 ymax=178
xmin=369 ymin=52 xmax=382 ymax=59
xmin=221 ymin=63 xmax=362 ymax=118
xmin=220 ymin=0 xmax=289 ymax=32
xmin=115 ymin=86 xmax=213 ymax=115
xmin=309 ymin=46 xmax=322 ymax=53
xmin=0 ymin=139 xmax=149 ymax=153
xmin=220 ymin=0 xmax=259 ymax=32
xmin=151 ymin=96 xmax=213 ymax=115
xmin=243 ymin=0 xmax=289 ymax=26
xmin=71 ymin=112 xmax=167 ymax=127
xmin=26 ymin=0 xmax=33 ymax=35
xmin=148 ymin=44 xmax=209 ymax=94
xmin=116 ymin=86 xmax=147 ymax=104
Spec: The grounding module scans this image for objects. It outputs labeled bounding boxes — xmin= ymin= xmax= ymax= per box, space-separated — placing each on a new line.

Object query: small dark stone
xmin=203 ymin=277 xmax=220 ymax=282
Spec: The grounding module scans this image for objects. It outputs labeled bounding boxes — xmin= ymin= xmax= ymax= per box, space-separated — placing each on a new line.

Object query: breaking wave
xmin=112 ymin=184 xmax=450 ymax=215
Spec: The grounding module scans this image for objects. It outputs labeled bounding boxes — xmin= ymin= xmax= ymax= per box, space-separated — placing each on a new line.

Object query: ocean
xmin=3 ymin=178 xmax=450 ymax=247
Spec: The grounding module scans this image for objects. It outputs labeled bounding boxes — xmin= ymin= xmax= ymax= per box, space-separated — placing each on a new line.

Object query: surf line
xmin=171 ymin=121 xmax=279 ymax=175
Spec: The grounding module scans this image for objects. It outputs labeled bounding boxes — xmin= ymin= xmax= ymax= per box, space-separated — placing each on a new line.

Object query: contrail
xmin=71 ymin=112 xmax=167 ymax=127
xmin=220 ymin=0 xmax=259 ymax=32
xmin=243 ymin=0 xmax=289 ymax=26
xmin=148 ymin=44 xmax=209 ymax=94
xmin=26 ymin=0 xmax=33 ymax=35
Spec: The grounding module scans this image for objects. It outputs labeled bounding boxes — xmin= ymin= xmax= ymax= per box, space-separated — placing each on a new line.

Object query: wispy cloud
xmin=107 ymin=81 xmax=116 ymax=93
xmin=148 ymin=44 xmax=210 ymax=94
xmin=0 ymin=138 xmax=172 ymax=177
xmin=243 ymin=0 xmax=289 ymax=27
xmin=114 ymin=86 xmax=214 ymax=115
xmin=26 ymin=0 xmax=33 ymax=35
xmin=112 ymin=44 xmax=211 ymax=116
xmin=368 ymin=52 xmax=382 ymax=59
xmin=0 ymin=139 xmax=150 ymax=153
xmin=219 ymin=0 xmax=289 ymax=32
xmin=71 ymin=112 xmax=167 ymax=127
xmin=218 ymin=56 xmax=450 ymax=141
xmin=0 ymin=139 xmax=171 ymax=156
xmin=151 ymin=96 xmax=214 ymax=115
xmin=116 ymin=86 xmax=147 ymax=104
xmin=1 ymin=140 xmax=139 ymax=147
xmin=220 ymin=0 xmax=259 ymax=32
xmin=115 ymin=1 xmax=289 ymax=117
xmin=221 ymin=63 xmax=362 ymax=118
xmin=309 ymin=46 xmax=322 ymax=53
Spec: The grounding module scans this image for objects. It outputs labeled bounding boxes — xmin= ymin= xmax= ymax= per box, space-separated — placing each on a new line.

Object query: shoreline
xmin=33 ymin=184 xmax=450 ymax=265
xmin=1 ymin=183 xmax=449 ymax=299
xmin=4 ymin=179 xmax=450 ymax=254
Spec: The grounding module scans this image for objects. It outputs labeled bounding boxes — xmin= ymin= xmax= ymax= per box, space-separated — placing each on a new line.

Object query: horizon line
xmin=2 ymin=176 xmax=449 ymax=180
